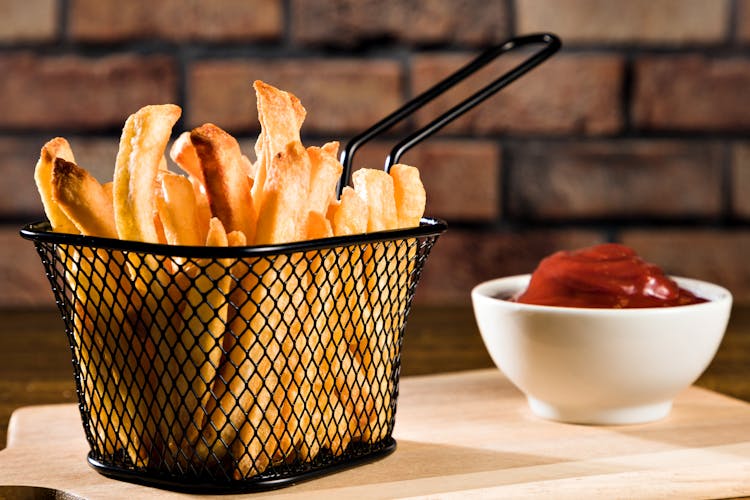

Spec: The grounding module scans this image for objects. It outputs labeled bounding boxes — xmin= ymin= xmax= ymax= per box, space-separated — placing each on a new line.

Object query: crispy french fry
xmin=34 ymin=138 xmax=78 ymax=233
xmin=189 ymin=229 xmax=247 ymax=465
xmin=332 ymin=244 xmax=374 ymax=443
xmin=191 ymin=123 xmax=257 ymax=244
xmin=390 ymin=164 xmax=426 ymax=228
xmin=114 ymin=104 xmax=181 ymax=243
xmin=51 ymin=158 xmax=117 ymax=239
xmin=175 ymin=218 xmax=234 ymax=464
xmin=111 ymin=105 xmax=187 ymax=464
xmin=352 ymin=168 xmax=398 ymax=232
xmin=62 ymin=243 xmax=153 ymax=465
xmin=241 ymin=154 xmax=255 ymax=179
xmin=305 ymin=210 xmax=333 ymax=240
xmin=156 ymin=171 xmax=203 ymax=246
xmin=307 ymin=144 xmax=343 ymax=216
xmin=321 ymin=140 xmax=339 ymax=158
xmin=252 ymin=80 xmax=306 ymax=215
xmin=102 ymin=181 xmax=113 ymax=202
xmin=35 ymin=133 xmax=152 ymax=462
xmin=347 ymin=168 xmax=402 ymax=441
xmin=170 ymin=131 xmax=204 ymax=184
xmin=254 ymin=141 xmax=312 ymax=245
xmin=328 ymin=186 xmax=368 ymax=237
xmin=170 ymin=132 xmax=211 ymax=242
xmin=232 ymin=253 xmax=305 ymax=478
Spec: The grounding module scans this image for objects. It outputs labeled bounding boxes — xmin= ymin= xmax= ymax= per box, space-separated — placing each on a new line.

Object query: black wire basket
xmin=20 ymin=33 xmax=560 ymax=493
xmin=21 ymin=219 xmax=445 ymax=493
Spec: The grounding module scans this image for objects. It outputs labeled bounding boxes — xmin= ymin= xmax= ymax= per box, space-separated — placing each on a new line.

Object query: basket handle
xmin=337 ymin=32 xmax=561 ymax=195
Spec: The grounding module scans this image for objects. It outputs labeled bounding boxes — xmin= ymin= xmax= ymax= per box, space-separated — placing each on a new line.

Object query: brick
xmin=411 ymin=53 xmax=623 ymax=136
xmin=187 ymin=59 xmax=402 ymax=135
xmin=733 ymin=143 xmax=750 ymax=219
xmin=620 ymin=230 xmax=750 ymax=305
xmin=0 ymin=0 xmax=57 ymax=42
xmin=633 ymin=56 xmax=750 ymax=132
xmin=516 ymin=0 xmax=729 ymax=45
xmin=507 ymin=140 xmax=724 ymax=220
xmin=0 ymin=53 xmax=178 ymax=130
xmin=348 ymin=140 xmax=501 ymax=222
xmin=69 ymin=0 xmax=281 ymax=42
xmin=0 ymin=137 xmax=47 ymax=218
xmin=290 ymin=0 xmax=510 ymax=46
xmin=0 ymin=227 xmax=55 ymax=307
xmin=738 ymin=0 xmax=750 ymax=42
xmin=415 ymin=229 xmax=605 ymax=306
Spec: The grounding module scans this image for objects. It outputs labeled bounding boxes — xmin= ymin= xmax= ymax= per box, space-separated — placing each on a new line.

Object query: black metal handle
xmin=338 ymin=32 xmax=561 ymax=195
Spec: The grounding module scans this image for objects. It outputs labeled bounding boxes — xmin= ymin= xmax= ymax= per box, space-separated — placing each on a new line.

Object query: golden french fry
xmin=170 ymin=132 xmax=211 ymax=242
xmin=307 ymin=144 xmax=343 ymax=216
xmin=114 ymin=104 xmax=181 ymax=243
xmin=62 ymin=243 xmax=153 ymax=465
xmin=328 ymin=186 xmax=368 ymax=237
xmin=156 ymin=171 xmax=203 ymax=246
xmin=232 ymin=253 xmax=304 ymax=478
xmin=254 ymin=141 xmax=312 ymax=245
xmin=331 ymin=244 xmax=374 ymax=443
xmin=390 ymin=164 xmax=426 ymax=228
xmin=192 ymin=230 xmax=248 ymax=464
xmin=36 ymin=134 xmax=149 ymax=461
xmin=191 ymin=179 xmax=212 ymax=244
xmin=360 ymin=242 xmax=410 ymax=443
xmin=102 ymin=181 xmax=113 ymax=202
xmin=51 ymin=158 xmax=117 ymax=239
xmin=241 ymin=154 xmax=255 ymax=179
xmin=175 ymin=218 xmax=234 ymax=464
xmin=34 ymin=138 xmax=78 ymax=233
xmin=352 ymin=168 xmax=398 ymax=232
xmin=170 ymin=131 xmax=204 ymax=184
xmin=71 ymin=285 xmax=121 ymax=456
xmin=191 ymin=123 xmax=257 ymax=244
xmin=252 ymin=80 xmax=306 ymax=215
xmin=305 ymin=210 xmax=333 ymax=240
xmin=321 ymin=140 xmax=339 ymax=158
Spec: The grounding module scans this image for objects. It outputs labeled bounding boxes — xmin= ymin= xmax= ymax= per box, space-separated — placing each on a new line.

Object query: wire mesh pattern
xmin=21 ymin=219 xmax=444 ymax=492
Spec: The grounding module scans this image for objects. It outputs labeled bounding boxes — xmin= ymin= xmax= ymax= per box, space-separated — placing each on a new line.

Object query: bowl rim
xmin=471 ymin=273 xmax=733 ymax=315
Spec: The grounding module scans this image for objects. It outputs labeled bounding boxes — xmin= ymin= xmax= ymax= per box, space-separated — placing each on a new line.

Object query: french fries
xmin=32 ymin=80 xmax=427 ymax=480
xmin=34 ymin=138 xmax=77 ymax=234
xmin=191 ymin=123 xmax=257 ymax=244
xmin=52 ymin=158 xmax=117 ymax=239
xmin=114 ymin=104 xmax=181 ymax=243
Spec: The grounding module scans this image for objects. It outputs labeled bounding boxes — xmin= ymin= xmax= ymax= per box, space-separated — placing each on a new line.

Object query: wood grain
xmin=0 ymin=370 xmax=748 ymax=498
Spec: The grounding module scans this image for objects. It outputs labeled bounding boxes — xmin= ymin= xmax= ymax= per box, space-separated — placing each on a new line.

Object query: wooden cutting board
xmin=0 ymin=369 xmax=749 ymax=499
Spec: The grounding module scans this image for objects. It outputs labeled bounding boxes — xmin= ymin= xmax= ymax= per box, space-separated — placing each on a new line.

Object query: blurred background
xmin=1 ymin=0 xmax=749 ymax=308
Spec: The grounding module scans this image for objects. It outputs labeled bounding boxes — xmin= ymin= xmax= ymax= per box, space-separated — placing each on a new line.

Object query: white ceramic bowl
xmin=471 ymin=274 xmax=732 ymax=425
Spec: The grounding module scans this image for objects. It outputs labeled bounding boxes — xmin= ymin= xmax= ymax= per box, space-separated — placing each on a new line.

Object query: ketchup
xmin=514 ymin=243 xmax=707 ymax=308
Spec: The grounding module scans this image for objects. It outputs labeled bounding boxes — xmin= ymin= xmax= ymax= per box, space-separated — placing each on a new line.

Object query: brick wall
xmin=1 ymin=0 xmax=749 ymax=307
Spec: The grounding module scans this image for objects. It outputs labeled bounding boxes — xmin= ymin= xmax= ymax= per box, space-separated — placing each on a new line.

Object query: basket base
xmin=87 ymin=438 xmax=397 ymax=494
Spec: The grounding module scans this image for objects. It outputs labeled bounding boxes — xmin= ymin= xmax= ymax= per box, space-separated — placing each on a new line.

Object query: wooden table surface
xmin=1 ymin=305 xmax=749 ymax=451
xmin=1 ymin=370 xmax=749 ymax=499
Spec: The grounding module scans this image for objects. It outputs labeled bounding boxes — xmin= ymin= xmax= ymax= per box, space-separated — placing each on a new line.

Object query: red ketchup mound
xmin=514 ymin=243 xmax=707 ymax=308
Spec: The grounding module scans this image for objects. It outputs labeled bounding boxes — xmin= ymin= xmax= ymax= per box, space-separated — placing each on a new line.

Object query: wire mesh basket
xmin=20 ymin=33 xmax=560 ymax=493
xmin=21 ymin=219 xmax=444 ymax=492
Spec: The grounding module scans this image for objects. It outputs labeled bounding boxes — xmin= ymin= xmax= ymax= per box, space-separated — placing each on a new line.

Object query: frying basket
xmin=20 ymin=33 xmax=560 ymax=493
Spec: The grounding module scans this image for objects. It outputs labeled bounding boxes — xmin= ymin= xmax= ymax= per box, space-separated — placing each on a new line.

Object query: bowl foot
xmin=527 ymin=397 xmax=673 ymax=425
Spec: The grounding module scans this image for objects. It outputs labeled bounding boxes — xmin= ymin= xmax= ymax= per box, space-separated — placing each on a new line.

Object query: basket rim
xmin=20 ymin=217 xmax=447 ymax=257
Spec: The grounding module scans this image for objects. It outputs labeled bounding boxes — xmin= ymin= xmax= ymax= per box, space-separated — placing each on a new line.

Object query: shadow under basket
xmin=20 ymin=218 xmax=446 ymax=493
